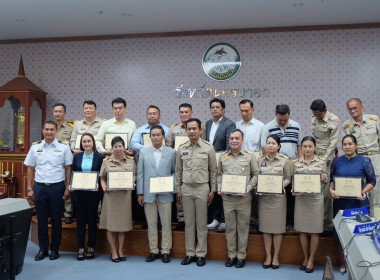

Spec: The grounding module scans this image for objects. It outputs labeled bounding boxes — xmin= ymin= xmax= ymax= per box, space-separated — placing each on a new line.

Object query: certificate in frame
xmin=293 ymin=173 xmax=322 ymax=194
xmin=174 ymin=135 xmax=189 ymax=151
xmin=105 ymin=133 xmax=128 ymax=150
xmin=334 ymin=176 xmax=362 ymax=198
xmin=150 ymin=176 xmax=174 ymax=193
xmin=74 ymin=134 xmax=82 ymax=150
xmin=107 ymin=170 xmax=134 ymax=190
xmin=257 ymin=174 xmax=283 ymax=195
xmin=221 ymin=174 xmax=248 ymax=194
xmin=71 ymin=171 xmax=99 ymax=191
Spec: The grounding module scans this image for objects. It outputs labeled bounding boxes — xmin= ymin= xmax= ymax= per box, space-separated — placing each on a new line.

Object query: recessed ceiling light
xmin=293 ymin=3 xmax=304 ymax=7
xmin=121 ymin=13 xmax=132 ymax=16
xmin=98 ymin=11 xmax=104 ymax=15
xmin=16 ymin=19 xmax=26 ymax=22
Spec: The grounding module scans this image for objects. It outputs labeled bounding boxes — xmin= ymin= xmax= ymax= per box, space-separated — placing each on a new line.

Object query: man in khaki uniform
xmin=310 ymin=99 xmax=339 ymax=232
xmin=70 ymin=100 xmax=104 ymax=153
xmin=218 ymin=129 xmax=259 ymax=268
xmin=54 ymin=103 xmax=73 ymax=144
xmin=176 ymin=118 xmax=217 ymax=267
xmin=53 ymin=103 xmax=74 ymax=224
xmin=342 ymin=98 xmax=380 ymax=215
xmin=166 ymin=103 xmax=205 ymax=230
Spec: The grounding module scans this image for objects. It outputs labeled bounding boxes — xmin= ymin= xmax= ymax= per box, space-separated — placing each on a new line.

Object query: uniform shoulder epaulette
xmin=32 ymin=140 xmax=42 ymax=145
xmin=221 ymin=151 xmax=228 ymax=155
xmin=179 ymin=140 xmax=190 ymax=147
xmin=317 ymin=156 xmax=324 ymax=161
xmin=58 ymin=140 xmax=68 ymax=145
xmin=67 ymin=122 xmax=75 ymax=128
xmin=103 ymin=156 xmax=109 ymax=161
xmin=342 ymin=123 xmax=349 ymax=129
xmin=280 ymin=154 xmax=288 ymax=159
xmin=259 ymin=155 xmax=266 ymax=158
xmin=203 ymin=140 xmax=212 ymax=146
xmin=245 ymin=150 xmax=253 ymax=154
xmin=101 ymin=117 xmax=107 ymax=120
xmin=292 ymin=158 xmax=299 ymax=163
xmin=127 ymin=156 xmax=134 ymax=159
xmin=171 ymin=123 xmax=179 ymax=127
xmin=369 ymin=115 xmax=378 ymax=121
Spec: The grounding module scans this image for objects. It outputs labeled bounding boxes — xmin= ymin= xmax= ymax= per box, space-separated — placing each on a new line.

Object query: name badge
xmin=342 ymin=208 xmax=369 ymax=217
xmin=353 ymin=222 xmax=378 ymax=234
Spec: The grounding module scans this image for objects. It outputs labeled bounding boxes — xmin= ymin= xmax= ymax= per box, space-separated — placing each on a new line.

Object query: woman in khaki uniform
xmin=99 ymin=136 xmax=136 ymax=263
xmin=258 ymin=134 xmax=291 ymax=270
xmin=293 ymin=136 xmax=327 ymax=273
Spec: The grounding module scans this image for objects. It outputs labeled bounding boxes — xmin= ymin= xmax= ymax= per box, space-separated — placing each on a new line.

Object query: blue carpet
xmin=17 ymin=241 xmax=347 ymax=280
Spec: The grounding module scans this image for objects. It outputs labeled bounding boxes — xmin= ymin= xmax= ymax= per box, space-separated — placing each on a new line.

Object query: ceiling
xmin=1 ymin=0 xmax=380 ymax=41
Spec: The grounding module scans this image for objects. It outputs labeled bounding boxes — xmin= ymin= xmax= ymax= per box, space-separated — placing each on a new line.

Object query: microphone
xmin=356 ymin=202 xmax=380 ymax=224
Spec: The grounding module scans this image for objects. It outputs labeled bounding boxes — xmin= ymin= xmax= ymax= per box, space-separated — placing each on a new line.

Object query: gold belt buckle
xmin=45 ymin=183 xmax=51 ymax=186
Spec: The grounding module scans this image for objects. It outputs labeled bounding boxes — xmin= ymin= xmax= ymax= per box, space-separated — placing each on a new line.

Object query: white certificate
xmin=334 ymin=177 xmax=362 ymax=198
xmin=71 ymin=171 xmax=99 ymax=191
xmin=257 ymin=174 xmax=283 ymax=194
xmin=74 ymin=134 xmax=82 ymax=150
xmin=221 ymin=174 xmax=248 ymax=194
xmin=150 ymin=176 xmax=174 ymax=193
xmin=174 ymin=135 xmax=189 ymax=151
xmin=107 ymin=171 xmax=134 ymax=190
xmin=105 ymin=133 xmax=129 ymax=150
xmin=142 ymin=133 xmax=165 ymax=147
xmin=293 ymin=173 xmax=321 ymax=194
xmin=216 ymin=152 xmax=223 ymax=168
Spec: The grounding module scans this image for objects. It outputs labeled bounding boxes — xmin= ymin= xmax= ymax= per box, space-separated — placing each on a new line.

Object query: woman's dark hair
xmin=111 ymin=136 xmax=125 ymax=148
xmin=301 ymin=136 xmax=317 ymax=147
xmin=79 ymin=133 xmax=96 ymax=152
xmin=266 ymin=134 xmax=281 ymax=152
xmin=342 ymin=134 xmax=357 ymax=145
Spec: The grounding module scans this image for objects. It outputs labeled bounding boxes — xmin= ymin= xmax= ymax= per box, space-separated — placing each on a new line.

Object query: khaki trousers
xmin=223 ymin=193 xmax=252 ymax=259
xmin=144 ymin=196 xmax=172 ymax=254
xmin=182 ymin=183 xmax=209 ymax=257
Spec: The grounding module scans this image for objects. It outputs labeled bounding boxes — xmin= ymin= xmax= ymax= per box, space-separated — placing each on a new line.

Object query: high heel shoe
xmin=305 ymin=266 xmax=314 ymax=273
xmin=300 ymin=265 xmax=306 ymax=270
xmin=111 ymin=254 xmax=120 ymax=263
xmin=262 ymin=263 xmax=271 ymax=269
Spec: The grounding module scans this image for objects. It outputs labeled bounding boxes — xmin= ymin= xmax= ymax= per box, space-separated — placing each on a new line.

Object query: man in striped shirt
xmin=261 ymin=104 xmax=303 ymax=232
xmin=261 ymin=104 xmax=303 ymax=159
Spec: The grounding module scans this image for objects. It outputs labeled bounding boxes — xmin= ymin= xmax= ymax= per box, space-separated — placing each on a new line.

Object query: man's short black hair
xmin=53 ymin=103 xmax=66 ymax=112
xmin=310 ymin=99 xmax=326 ymax=112
xmin=209 ymin=98 xmax=225 ymax=109
xmin=179 ymin=103 xmax=192 ymax=110
xmin=112 ymin=97 xmax=127 ymax=108
xmin=83 ymin=100 xmax=97 ymax=109
xmin=275 ymin=104 xmax=290 ymax=115
xmin=239 ymin=99 xmax=254 ymax=108
xmin=186 ymin=118 xmax=202 ymax=129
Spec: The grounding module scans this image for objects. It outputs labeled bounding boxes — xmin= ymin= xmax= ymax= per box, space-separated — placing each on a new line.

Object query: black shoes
xmin=262 ymin=263 xmax=271 ymax=269
xmin=35 ymin=250 xmax=49 ymax=261
xmin=111 ymin=254 xmax=120 ymax=263
xmin=305 ymin=267 xmax=314 ymax=273
xmin=196 ymin=257 xmax=206 ymax=266
xmin=300 ymin=265 xmax=306 ymax=270
xmin=146 ymin=253 xmax=160 ymax=262
xmin=235 ymin=258 xmax=246 ymax=268
xmin=50 ymin=251 xmax=60 ymax=260
xmin=65 ymin=217 xmax=73 ymax=224
xmin=181 ymin=256 xmax=196 ymax=265
xmin=162 ymin=253 xmax=170 ymax=263
xmin=176 ymin=221 xmax=185 ymax=230
xmin=225 ymin=258 xmax=236 ymax=267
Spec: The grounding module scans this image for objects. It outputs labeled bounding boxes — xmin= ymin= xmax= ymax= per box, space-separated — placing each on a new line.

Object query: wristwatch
xmin=27 ymin=188 xmax=33 ymax=192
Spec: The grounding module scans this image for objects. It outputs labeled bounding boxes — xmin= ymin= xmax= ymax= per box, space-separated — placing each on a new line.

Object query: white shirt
xmin=153 ymin=146 xmax=163 ymax=168
xmin=209 ymin=116 xmax=223 ymax=144
xmin=236 ymin=117 xmax=265 ymax=152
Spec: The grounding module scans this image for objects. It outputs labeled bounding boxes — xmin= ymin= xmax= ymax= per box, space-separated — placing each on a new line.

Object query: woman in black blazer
xmin=71 ymin=133 xmax=104 ymax=260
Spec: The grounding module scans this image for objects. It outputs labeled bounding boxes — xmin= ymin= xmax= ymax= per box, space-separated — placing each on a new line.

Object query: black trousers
xmin=73 ymin=191 xmax=99 ymax=249
xmin=34 ymin=181 xmax=65 ymax=252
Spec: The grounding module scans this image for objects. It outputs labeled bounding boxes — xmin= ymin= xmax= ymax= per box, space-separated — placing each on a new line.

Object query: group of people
xmin=24 ymin=96 xmax=378 ymax=274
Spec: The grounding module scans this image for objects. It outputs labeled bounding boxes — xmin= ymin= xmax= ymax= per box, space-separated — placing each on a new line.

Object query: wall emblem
xmin=202 ymin=42 xmax=241 ymax=81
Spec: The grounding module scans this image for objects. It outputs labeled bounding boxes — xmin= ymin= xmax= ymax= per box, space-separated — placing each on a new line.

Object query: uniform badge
xmin=37 ymin=148 xmax=43 ymax=152
xmin=260 ymin=162 xmax=267 ymax=167
xmin=54 ymin=150 xmax=62 ymax=152
xmin=182 ymin=151 xmax=188 ymax=155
